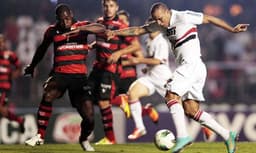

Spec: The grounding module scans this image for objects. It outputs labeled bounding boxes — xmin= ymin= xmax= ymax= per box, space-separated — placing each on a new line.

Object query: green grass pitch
xmin=0 ymin=142 xmax=255 ymax=153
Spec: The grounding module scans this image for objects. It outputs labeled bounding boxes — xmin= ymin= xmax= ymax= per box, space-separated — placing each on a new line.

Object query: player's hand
xmin=232 ymin=24 xmax=249 ymax=33
xmin=105 ymin=30 xmax=115 ymax=40
xmin=107 ymin=52 xmax=122 ymax=64
xmin=24 ymin=65 xmax=35 ymax=77
xmin=128 ymin=57 xmax=140 ymax=65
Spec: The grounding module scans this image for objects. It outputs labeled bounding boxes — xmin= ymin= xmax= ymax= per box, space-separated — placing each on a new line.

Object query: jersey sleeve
xmin=43 ymin=26 xmax=54 ymax=43
xmin=183 ymin=10 xmax=204 ymax=25
xmin=153 ymin=36 xmax=170 ymax=64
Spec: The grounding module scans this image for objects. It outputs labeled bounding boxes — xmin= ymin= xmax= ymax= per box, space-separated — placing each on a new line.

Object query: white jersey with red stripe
xmin=166 ymin=10 xmax=203 ymax=65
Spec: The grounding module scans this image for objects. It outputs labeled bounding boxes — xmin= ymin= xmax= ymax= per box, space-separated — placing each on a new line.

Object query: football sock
xmin=100 ymin=106 xmax=115 ymax=142
xmin=37 ymin=100 xmax=53 ymax=139
xmin=142 ymin=106 xmax=148 ymax=116
xmin=167 ymin=99 xmax=189 ymax=138
xmin=130 ymin=100 xmax=145 ymax=130
xmin=111 ymin=95 xmax=122 ymax=106
xmin=194 ymin=110 xmax=229 ymax=140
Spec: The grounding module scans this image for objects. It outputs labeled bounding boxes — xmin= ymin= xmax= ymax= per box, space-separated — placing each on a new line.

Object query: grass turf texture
xmin=0 ymin=142 xmax=254 ymax=153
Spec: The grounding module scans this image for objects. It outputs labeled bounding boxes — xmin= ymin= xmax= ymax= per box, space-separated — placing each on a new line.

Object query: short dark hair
xmin=102 ymin=0 xmax=118 ymax=5
xmin=55 ymin=3 xmax=72 ymax=18
xmin=117 ymin=10 xmax=130 ymax=19
xmin=150 ymin=2 xmax=169 ymax=15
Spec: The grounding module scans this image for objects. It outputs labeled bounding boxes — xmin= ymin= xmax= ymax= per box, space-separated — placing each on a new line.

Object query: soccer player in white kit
xmin=126 ymin=28 xmax=172 ymax=140
xmin=106 ymin=2 xmax=249 ymax=153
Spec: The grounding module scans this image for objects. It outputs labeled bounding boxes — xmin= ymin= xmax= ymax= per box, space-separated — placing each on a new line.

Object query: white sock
xmin=196 ymin=111 xmax=229 ymax=140
xmin=167 ymin=100 xmax=189 ymax=138
xmin=130 ymin=101 xmax=145 ymax=130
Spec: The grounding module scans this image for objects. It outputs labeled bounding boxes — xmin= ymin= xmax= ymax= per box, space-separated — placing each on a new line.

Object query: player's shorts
xmin=132 ymin=75 xmax=169 ymax=97
xmin=118 ymin=77 xmax=136 ymax=94
xmin=165 ymin=58 xmax=206 ymax=101
xmin=43 ymin=74 xmax=93 ymax=107
xmin=89 ymin=68 xmax=120 ymax=102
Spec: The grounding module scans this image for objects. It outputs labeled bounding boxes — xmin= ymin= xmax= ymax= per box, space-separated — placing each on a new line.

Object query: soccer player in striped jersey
xmin=0 ymin=34 xmax=25 ymax=133
xmin=107 ymin=2 xmax=249 ymax=153
xmin=24 ymin=3 xmax=105 ymax=151
xmin=90 ymin=0 xmax=141 ymax=145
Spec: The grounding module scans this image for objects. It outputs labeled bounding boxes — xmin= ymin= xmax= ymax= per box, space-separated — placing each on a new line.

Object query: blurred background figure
xmin=0 ymin=34 xmax=25 ymax=133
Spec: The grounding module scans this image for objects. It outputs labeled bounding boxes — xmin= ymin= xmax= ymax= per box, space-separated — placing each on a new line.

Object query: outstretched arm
xmin=64 ymin=23 xmax=106 ymax=36
xmin=203 ymin=14 xmax=249 ymax=33
xmin=24 ymin=33 xmax=52 ymax=77
xmin=111 ymin=26 xmax=148 ymax=36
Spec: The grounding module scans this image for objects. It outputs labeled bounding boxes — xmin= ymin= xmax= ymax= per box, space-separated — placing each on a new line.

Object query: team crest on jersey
xmin=166 ymin=27 xmax=177 ymax=45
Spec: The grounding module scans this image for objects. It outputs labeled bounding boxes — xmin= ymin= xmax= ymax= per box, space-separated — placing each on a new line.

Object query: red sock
xmin=111 ymin=95 xmax=122 ymax=106
xmin=100 ymin=106 xmax=115 ymax=142
xmin=142 ymin=106 xmax=149 ymax=116
xmin=37 ymin=100 xmax=53 ymax=139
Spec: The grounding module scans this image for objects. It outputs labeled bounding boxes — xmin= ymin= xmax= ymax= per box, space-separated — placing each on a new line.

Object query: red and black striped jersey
xmin=0 ymin=50 xmax=21 ymax=91
xmin=119 ymin=37 xmax=138 ymax=79
xmin=94 ymin=16 xmax=128 ymax=73
xmin=44 ymin=21 xmax=91 ymax=76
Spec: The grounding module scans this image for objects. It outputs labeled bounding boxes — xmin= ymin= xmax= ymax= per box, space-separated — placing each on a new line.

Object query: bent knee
xmin=43 ymin=90 xmax=62 ymax=102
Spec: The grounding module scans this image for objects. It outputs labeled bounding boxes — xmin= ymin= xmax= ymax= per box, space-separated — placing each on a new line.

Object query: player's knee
xmin=183 ymin=105 xmax=199 ymax=118
xmin=43 ymin=91 xmax=61 ymax=102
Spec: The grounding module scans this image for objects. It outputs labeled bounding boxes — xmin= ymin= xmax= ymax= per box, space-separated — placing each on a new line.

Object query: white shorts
xmin=132 ymin=75 xmax=168 ymax=97
xmin=166 ymin=59 xmax=206 ymax=101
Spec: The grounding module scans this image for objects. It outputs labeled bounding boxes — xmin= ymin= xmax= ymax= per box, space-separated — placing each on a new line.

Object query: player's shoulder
xmin=44 ymin=24 xmax=57 ymax=35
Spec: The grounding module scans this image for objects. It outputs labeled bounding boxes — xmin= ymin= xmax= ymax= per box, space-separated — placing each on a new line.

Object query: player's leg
xmin=69 ymin=79 xmax=95 ymax=151
xmin=165 ymin=64 xmax=194 ymax=153
xmin=0 ymin=92 xmax=25 ymax=133
xmin=165 ymin=91 xmax=192 ymax=153
xmin=127 ymin=79 xmax=150 ymax=140
xmin=95 ymin=71 xmax=117 ymax=145
xmin=141 ymin=103 xmax=159 ymax=123
xmin=25 ymin=76 xmax=64 ymax=146
xmin=183 ymin=100 xmax=237 ymax=153
xmin=111 ymin=77 xmax=133 ymax=118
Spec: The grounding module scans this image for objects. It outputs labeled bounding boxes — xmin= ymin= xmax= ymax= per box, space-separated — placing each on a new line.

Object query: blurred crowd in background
xmin=0 ymin=0 xmax=255 ymax=107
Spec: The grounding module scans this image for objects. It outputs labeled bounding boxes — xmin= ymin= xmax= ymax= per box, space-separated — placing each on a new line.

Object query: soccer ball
xmin=154 ymin=129 xmax=175 ymax=150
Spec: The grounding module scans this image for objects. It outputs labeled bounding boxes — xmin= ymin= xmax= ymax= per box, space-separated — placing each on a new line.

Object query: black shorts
xmin=89 ymin=68 xmax=120 ymax=102
xmin=118 ymin=77 xmax=136 ymax=94
xmin=43 ymin=74 xmax=93 ymax=107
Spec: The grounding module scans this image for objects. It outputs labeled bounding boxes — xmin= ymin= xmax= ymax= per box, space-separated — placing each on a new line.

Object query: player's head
xmin=150 ymin=2 xmax=170 ymax=28
xmin=117 ymin=10 xmax=130 ymax=26
xmin=0 ymin=34 xmax=6 ymax=51
xmin=55 ymin=3 xmax=73 ymax=29
xmin=102 ymin=0 xmax=119 ymax=19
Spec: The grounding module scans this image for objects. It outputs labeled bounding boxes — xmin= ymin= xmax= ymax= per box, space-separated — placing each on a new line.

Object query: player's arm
xmin=64 ymin=23 xmax=106 ymax=36
xmin=127 ymin=57 xmax=161 ymax=66
xmin=111 ymin=26 xmax=148 ymax=36
xmin=24 ymin=30 xmax=52 ymax=77
xmin=107 ymin=37 xmax=141 ymax=64
xmin=203 ymin=14 xmax=249 ymax=33
xmin=107 ymin=21 xmax=163 ymax=39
